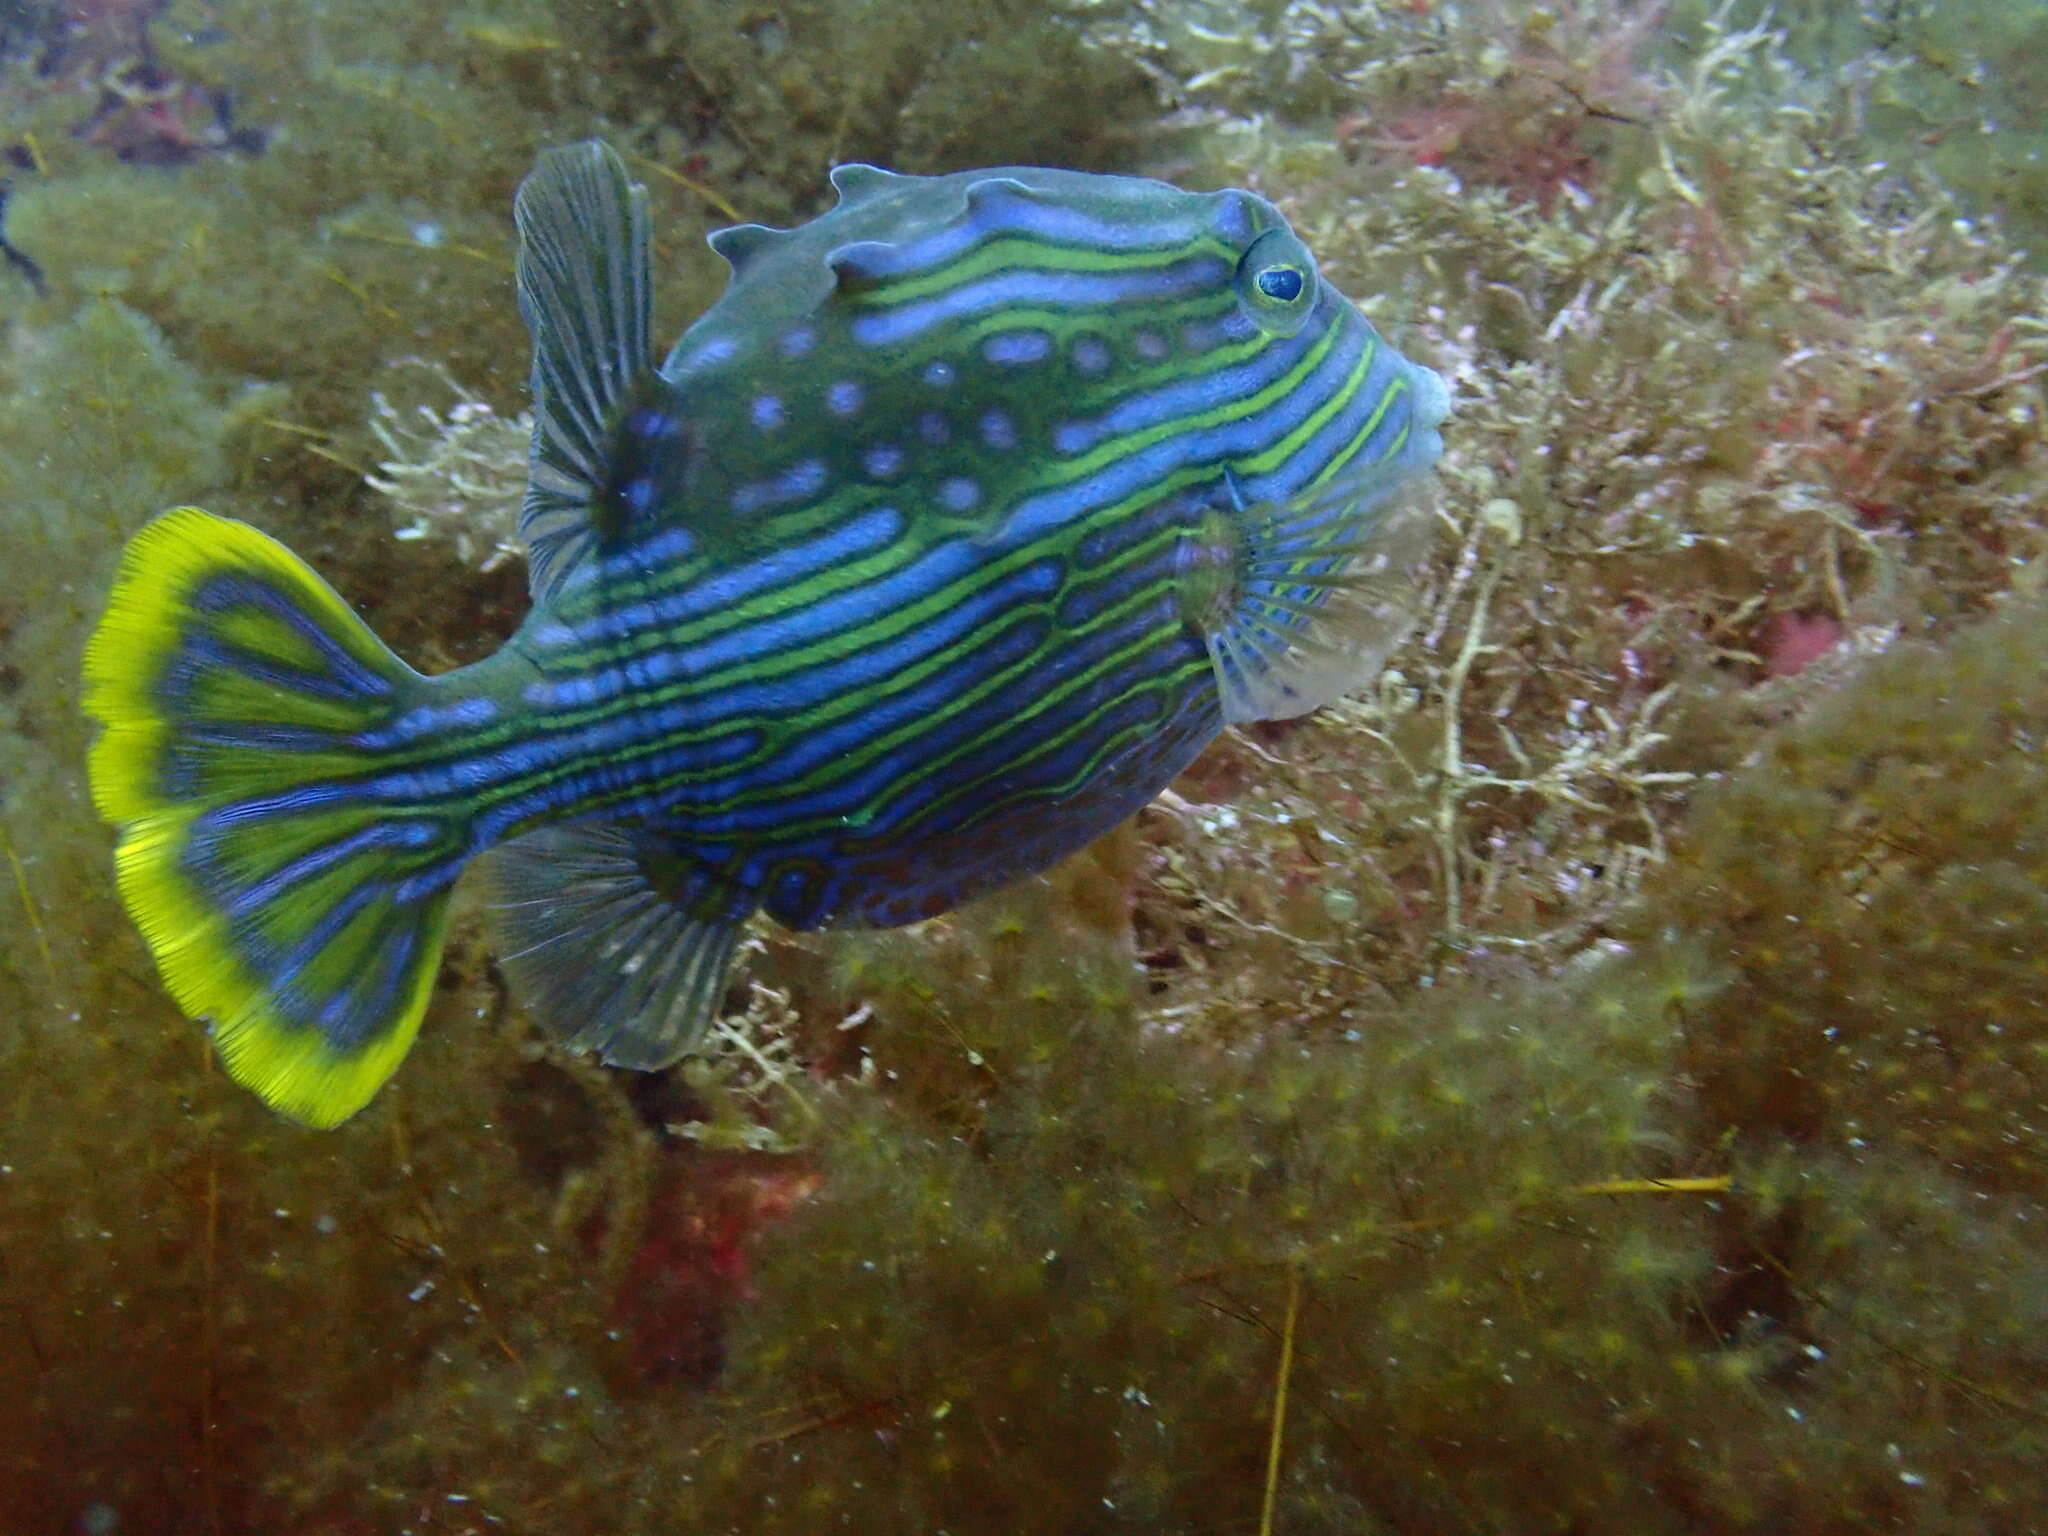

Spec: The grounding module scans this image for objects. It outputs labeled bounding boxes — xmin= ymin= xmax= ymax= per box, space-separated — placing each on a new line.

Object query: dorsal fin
xmin=593 ymin=374 xmax=698 ymax=544
xmin=707 ymin=222 xmax=788 ymax=277
xmin=513 ymin=140 xmax=656 ymax=601
xmin=827 ymin=162 xmax=899 ymax=204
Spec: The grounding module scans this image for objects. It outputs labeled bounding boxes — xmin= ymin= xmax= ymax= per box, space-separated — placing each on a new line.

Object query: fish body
xmin=84 ymin=144 xmax=1449 ymax=1126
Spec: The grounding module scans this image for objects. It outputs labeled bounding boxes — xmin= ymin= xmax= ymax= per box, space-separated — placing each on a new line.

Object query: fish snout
xmin=1410 ymin=361 xmax=1452 ymax=431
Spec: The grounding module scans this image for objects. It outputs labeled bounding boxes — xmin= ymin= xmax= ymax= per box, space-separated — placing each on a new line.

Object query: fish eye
xmin=1256 ymin=266 xmax=1304 ymax=302
xmin=1236 ymin=227 xmax=1317 ymax=334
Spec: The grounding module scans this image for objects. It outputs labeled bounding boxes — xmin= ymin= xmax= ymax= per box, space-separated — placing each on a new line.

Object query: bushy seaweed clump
xmin=259 ymin=597 xmax=2048 ymax=1534
xmin=554 ymin=0 xmax=1160 ymax=220
xmin=2 ymin=3 xmax=2046 ymax=1533
xmin=366 ymin=362 xmax=530 ymax=569
xmin=0 ymin=297 xmax=282 ymax=1005
xmin=1681 ymin=0 xmax=2048 ymax=264
xmin=1115 ymin=10 xmax=2046 ymax=1003
xmin=683 ymin=596 xmax=2048 ymax=1533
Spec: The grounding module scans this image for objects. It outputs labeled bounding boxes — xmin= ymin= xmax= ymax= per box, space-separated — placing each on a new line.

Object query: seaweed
xmin=227 ymin=599 xmax=2048 ymax=1535
xmin=556 ymin=0 xmax=1163 ymax=219
xmin=1675 ymin=0 xmax=2048 ymax=265
xmin=1140 ymin=13 xmax=2047 ymax=997
xmin=365 ymin=361 xmax=528 ymax=570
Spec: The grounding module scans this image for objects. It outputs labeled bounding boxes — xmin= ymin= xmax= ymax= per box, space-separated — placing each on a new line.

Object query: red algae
xmin=1761 ymin=611 xmax=1841 ymax=678
xmin=607 ymin=1149 xmax=821 ymax=1390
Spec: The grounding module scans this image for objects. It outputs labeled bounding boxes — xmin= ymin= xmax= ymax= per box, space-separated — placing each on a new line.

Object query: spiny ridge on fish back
xmin=81 ymin=141 xmax=1450 ymax=1126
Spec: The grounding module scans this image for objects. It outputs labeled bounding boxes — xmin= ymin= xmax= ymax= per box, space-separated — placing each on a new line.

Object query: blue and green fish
xmin=84 ymin=143 xmax=1449 ymax=1126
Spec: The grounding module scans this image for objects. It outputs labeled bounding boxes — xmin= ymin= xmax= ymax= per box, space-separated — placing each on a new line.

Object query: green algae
xmin=0 ymin=298 xmax=276 ymax=1005
xmin=1683 ymin=0 xmax=2048 ymax=264
xmin=1 ymin=2 xmax=2045 ymax=1532
xmin=556 ymin=0 xmax=1160 ymax=219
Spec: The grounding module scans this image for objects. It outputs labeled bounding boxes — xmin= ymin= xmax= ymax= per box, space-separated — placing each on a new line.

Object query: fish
xmin=82 ymin=142 xmax=1450 ymax=1127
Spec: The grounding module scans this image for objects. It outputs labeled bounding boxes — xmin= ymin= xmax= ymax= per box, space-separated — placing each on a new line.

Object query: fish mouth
xmin=1409 ymin=361 xmax=1453 ymax=430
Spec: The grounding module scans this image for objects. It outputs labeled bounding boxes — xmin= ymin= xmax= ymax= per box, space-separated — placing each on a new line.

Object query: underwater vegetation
xmin=2 ymin=1 xmax=2045 ymax=1531
xmin=1684 ymin=0 xmax=2048 ymax=264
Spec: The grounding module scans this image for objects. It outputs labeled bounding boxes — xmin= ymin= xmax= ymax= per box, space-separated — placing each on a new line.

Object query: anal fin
xmin=486 ymin=823 xmax=749 ymax=1070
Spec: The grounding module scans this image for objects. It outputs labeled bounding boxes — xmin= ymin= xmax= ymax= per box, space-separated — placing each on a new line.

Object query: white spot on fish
xmin=983 ymin=329 xmax=1052 ymax=366
xmin=682 ymin=336 xmax=739 ymax=369
xmin=921 ymin=359 xmax=956 ymax=389
xmin=627 ymin=406 xmax=684 ymax=440
xmin=1410 ymin=362 xmax=1452 ymax=428
xmin=732 ymin=457 xmax=827 ymax=513
xmin=979 ymin=410 xmax=1017 ymax=451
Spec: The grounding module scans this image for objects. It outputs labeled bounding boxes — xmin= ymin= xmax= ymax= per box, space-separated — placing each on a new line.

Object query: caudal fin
xmin=84 ymin=508 xmax=470 ymax=1126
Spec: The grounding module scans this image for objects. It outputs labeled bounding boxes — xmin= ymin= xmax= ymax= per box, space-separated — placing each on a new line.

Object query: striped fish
xmin=83 ymin=143 xmax=1449 ymax=1127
